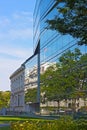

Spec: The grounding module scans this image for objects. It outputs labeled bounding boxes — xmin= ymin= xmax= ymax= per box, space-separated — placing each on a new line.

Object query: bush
xmin=10 ymin=116 xmax=87 ymax=130
xmin=76 ymin=119 xmax=87 ymax=130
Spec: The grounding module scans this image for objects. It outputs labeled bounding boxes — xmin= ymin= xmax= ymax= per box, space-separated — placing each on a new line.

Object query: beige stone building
xmin=10 ymin=62 xmax=87 ymax=114
xmin=10 ymin=65 xmax=25 ymax=112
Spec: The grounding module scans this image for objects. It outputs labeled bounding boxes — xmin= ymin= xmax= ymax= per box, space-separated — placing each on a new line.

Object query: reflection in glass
xmin=25 ymin=55 xmax=38 ymax=104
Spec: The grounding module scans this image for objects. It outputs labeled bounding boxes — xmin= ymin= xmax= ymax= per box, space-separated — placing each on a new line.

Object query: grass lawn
xmin=0 ymin=116 xmax=38 ymax=130
xmin=0 ymin=116 xmax=87 ymax=130
xmin=0 ymin=115 xmax=31 ymax=122
xmin=0 ymin=115 xmax=51 ymax=130
xmin=0 ymin=115 xmax=53 ymax=122
xmin=0 ymin=126 xmax=10 ymax=130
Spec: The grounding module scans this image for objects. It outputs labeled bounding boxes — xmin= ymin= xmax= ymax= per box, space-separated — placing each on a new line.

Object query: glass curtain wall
xmin=24 ymin=55 xmax=38 ymax=104
xmin=34 ymin=0 xmax=87 ymax=115
xmin=33 ymin=0 xmax=40 ymax=51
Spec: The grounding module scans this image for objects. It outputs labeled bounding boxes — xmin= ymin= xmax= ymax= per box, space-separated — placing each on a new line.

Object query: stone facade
xmin=10 ymin=65 xmax=25 ymax=112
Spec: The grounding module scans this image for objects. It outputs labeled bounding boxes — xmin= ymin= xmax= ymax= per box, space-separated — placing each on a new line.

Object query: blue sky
xmin=0 ymin=0 xmax=36 ymax=91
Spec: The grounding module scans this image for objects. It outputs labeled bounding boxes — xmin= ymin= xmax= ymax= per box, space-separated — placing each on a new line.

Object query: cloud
xmin=0 ymin=17 xmax=10 ymax=27
xmin=0 ymin=11 xmax=33 ymax=40
xmin=13 ymin=11 xmax=33 ymax=22
xmin=0 ymin=11 xmax=34 ymax=91
xmin=8 ymin=28 xmax=33 ymax=40
xmin=0 ymin=45 xmax=33 ymax=59
xmin=0 ymin=58 xmax=22 ymax=91
xmin=21 ymin=11 xmax=33 ymax=16
xmin=0 ymin=46 xmax=33 ymax=91
xmin=0 ymin=28 xmax=33 ymax=40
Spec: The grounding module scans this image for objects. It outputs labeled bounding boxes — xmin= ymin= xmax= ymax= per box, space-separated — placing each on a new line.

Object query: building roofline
xmin=10 ymin=65 xmax=25 ymax=79
xmin=22 ymin=43 xmax=39 ymax=66
xmin=22 ymin=54 xmax=35 ymax=66
xmin=10 ymin=41 xmax=39 ymax=79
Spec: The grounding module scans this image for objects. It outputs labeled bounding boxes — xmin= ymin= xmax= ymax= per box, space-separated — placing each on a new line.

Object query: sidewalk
xmin=0 ymin=123 xmax=10 ymax=127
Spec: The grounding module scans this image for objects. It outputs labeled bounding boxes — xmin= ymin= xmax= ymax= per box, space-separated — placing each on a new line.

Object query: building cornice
xmin=10 ymin=65 xmax=25 ymax=79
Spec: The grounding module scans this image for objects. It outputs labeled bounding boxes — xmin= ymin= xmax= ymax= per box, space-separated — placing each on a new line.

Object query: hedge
xmin=11 ymin=116 xmax=87 ymax=130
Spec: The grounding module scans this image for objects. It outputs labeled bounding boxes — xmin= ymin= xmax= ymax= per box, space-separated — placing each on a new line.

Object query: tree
xmin=0 ymin=91 xmax=11 ymax=109
xmin=25 ymin=88 xmax=37 ymax=103
xmin=41 ymin=48 xmax=87 ymax=112
xmin=41 ymin=64 xmax=65 ymax=110
xmin=47 ymin=0 xmax=87 ymax=45
xmin=78 ymin=53 xmax=87 ymax=106
xmin=59 ymin=49 xmax=87 ymax=111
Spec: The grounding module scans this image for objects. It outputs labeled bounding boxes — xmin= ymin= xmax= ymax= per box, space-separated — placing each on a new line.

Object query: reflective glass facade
xmin=34 ymin=0 xmax=87 ymax=115
xmin=33 ymin=0 xmax=40 ymax=51
xmin=24 ymin=55 xmax=38 ymax=104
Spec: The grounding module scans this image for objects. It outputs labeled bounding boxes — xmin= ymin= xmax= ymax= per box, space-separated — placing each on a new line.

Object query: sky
xmin=0 ymin=0 xmax=36 ymax=91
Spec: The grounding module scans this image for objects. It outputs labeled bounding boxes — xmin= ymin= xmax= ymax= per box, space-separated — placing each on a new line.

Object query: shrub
xmin=76 ymin=119 xmax=87 ymax=130
xmin=10 ymin=116 xmax=87 ymax=130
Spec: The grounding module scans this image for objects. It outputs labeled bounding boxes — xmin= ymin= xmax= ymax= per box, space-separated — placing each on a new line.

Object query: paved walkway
xmin=0 ymin=123 xmax=10 ymax=127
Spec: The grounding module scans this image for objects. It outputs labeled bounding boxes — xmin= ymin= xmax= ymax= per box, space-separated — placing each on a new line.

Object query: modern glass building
xmin=23 ymin=47 xmax=40 ymax=113
xmin=33 ymin=0 xmax=87 ymax=114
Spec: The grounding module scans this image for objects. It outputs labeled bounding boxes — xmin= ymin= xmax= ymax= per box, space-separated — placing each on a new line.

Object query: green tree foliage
xmin=59 ymin=48 xmax=82 ymax=97
xmin=0 ymin=91 xmax=10 ymax=109
xmin=47 ymin=0 xmax=87 ymax=45
xmin=59 ymin=49 xmax=87 ymax=111
xmin=41 ymin=64 xmax=66 ymax=109
xmin=25 ymin=88 xmax=37 ymax=103
xmin=41 ymin=48 xmax=87 ymax=111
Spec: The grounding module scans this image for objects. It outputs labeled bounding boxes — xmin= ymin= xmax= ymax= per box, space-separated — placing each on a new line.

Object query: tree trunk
xmin=57 ymin=100 xmax=60 ymax=113
xmin=72 ymin=98 xmax=76 ymax=112
xmin=65 ymin=99 xmax=68 ymax=108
